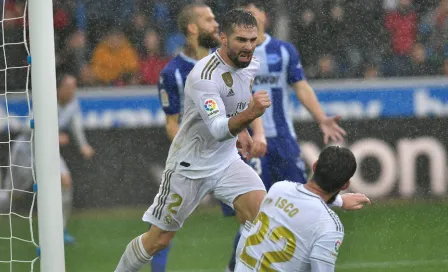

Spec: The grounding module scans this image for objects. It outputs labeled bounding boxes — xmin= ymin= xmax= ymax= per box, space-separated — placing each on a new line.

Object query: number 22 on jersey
xmin=239 ymin=212 xmax=297 ymax=271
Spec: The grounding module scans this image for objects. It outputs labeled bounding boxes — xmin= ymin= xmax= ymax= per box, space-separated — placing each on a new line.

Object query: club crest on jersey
xmin=204 ymin=98 xmax=220 ymax=118
xmin=164 ymin=214 xmax=173 ymax=225
xmin=222 ymin=72 xmax=233 ymax=88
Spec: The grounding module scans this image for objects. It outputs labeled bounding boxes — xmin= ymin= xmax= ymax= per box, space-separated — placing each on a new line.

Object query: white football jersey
xmin=235 ymin=181 xmax=344 ymax=272
xmin=166 ymin=50 xmax=259 ymax=179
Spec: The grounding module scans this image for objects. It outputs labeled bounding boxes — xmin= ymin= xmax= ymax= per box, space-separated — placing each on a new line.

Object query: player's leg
xmin=148 ymin=223 xmax=172 ymax=272
xmin=115 ymin=168 xmax=210 ymax=272
xmin=275 ymin=138 xmax=308 ymax=184
xmin=225 ymin=155 xmax=272 ymax=271
xmin=0 ymin=138 xmax=34 ymax=211
xmin=60 ymin=156 xmax=75 ymax=244
xmin=214 ymin=159 xmax=266 ymax=225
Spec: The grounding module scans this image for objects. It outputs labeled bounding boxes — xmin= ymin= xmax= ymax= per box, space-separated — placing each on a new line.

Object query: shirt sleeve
xmin=310 ymin=231 xmax=344 ymax=269
xmin=158 ymin=69 xmax=180 ymax=115
xmin=310 ymin=258 xmax=335 ymax=272
xmin=285 ymin=43 xmax=306 ymax=84
xmin=187 ymin=79 xmax=235 ymax=142
xmin=69 ymin=100 xmax=88 ymax=147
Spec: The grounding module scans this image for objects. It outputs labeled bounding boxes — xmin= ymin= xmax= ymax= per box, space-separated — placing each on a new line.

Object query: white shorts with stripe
xmin=142 ymin=159 xmax=266 ymax=231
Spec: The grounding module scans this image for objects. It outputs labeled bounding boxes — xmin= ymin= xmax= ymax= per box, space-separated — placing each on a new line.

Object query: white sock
xmin=115 ymin=235 xmax=153 ymax=272
xmin=61 ymin=188 xmax=73 ymax=228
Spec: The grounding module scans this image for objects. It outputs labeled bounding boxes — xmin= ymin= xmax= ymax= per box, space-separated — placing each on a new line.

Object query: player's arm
xmin=70 ymin=103 xmax=94 ymax=159
xmin=188 ymin=79 xmax=270 ymax=141
xmin=310 ymin=231 xmax=344 ymax=272
xmin=158 ymin=70 xmax=181 ymax=142
xmin=286 ymin=43 xmax=346 ymax=144
xmin=165 ymin=114 xmax=179 ymax=142
xmin=249 ymin=117 xmax=267 ymax=158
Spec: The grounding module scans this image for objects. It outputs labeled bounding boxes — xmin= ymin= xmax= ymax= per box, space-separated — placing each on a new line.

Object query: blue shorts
xmin=220 ymin=136 xmax=307 ymax=216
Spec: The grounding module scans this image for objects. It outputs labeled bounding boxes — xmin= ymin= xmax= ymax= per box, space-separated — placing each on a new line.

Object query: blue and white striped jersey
xmin=252 ymin=34 xmax=306 ymax=139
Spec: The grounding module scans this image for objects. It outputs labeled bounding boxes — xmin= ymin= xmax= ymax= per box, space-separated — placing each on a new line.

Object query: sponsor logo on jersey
xmin=160 ymin=89 xmax=170 ymax=107
xmin=253 ymin=75 xmax=280 ymax=85
xmin=222 ymin=72 xmax=234 ymax=88
xmin=226 ymin=89 xmax=235 ymax=97
xmin=226 ymin=102 xmax=248 ymax=117
xmin=204 ymin=99 xmax=220 ymax=118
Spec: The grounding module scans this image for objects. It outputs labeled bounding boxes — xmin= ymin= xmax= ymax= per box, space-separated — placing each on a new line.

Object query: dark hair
xmin=177 ymin=3 xmax=209 ymax=35
xmin=237 ymin=0 xmax=268 ymax=11
xmin=312 ymin=146 xmax=357 ymax=193
xmin=221 ymin=9 xmax=257 ymax=36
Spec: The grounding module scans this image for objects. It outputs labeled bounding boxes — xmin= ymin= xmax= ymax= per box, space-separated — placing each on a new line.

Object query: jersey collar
xmin=214 ymin=50 xmax=238 ymax=72
xmin=257 ymin=33 xmax=272 ymax=49
xmin=296 ymin=184 xmax=322 ymax=200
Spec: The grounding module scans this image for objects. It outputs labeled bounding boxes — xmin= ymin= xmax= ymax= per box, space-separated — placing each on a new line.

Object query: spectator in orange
xmin=90 ymin=28 xmax=138 ymax=85
xmin=138 ymin=29 xmax=170 ymax=85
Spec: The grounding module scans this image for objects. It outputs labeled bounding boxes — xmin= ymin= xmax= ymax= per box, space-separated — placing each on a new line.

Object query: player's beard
xmin=226 ymin=43 xmax=252 ymax=68
xmin=198 ymin=31 xmax=220 ymax=49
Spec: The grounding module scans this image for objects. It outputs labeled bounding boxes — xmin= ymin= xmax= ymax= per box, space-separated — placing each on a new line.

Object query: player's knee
xmin=234 ymin=190 xmax=266 ymax=222
xmin=142 ymin=228 xmax=175 ymax=256
xmin=155 ymin=235 xmax=172 ymax=251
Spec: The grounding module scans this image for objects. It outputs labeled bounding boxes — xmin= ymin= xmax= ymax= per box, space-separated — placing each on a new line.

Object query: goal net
xmin=0 ymin=0 xmax=39 ymax=271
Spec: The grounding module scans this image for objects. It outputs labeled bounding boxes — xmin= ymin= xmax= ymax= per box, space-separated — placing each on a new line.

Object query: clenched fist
xmin=248 ymin=90 xmax=271 ymax=118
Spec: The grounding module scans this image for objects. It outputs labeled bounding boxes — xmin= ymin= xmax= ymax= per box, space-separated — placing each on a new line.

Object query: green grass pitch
xmin=1 ymin=200 xmax=448 ymax=272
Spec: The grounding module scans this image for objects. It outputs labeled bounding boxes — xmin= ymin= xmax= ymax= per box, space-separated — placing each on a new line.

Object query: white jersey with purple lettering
xmin=235 ymin=181 xmax=344 ymax=272
xmin=165 ymin=50 xmax=259 ymax=179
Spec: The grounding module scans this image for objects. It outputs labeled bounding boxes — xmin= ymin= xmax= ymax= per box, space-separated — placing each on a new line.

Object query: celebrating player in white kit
xmin=114 ymin=9 xmax=270 ymax=271
xmin=235 ymin=146 xmax=370 ymax=272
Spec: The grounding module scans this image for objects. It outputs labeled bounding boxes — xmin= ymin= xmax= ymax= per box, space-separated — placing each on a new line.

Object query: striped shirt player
xmin=158 ymin=52 xmax=202 ymax=119
xmin=143 ymin=50 xmax=266 ymax=231
xmin=248 ymin=33 xmax=308 ymax=188
xmin=235 ymin=181 xmax=344 ymax=272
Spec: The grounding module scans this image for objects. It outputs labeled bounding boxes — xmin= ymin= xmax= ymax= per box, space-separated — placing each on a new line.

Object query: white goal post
xmin=28 ymin=0 xmax=66 ymax=271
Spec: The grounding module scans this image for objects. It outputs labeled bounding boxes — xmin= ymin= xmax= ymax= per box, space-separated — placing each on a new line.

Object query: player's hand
xmin=250 ymin=133 xmax=267 ymax=158
xmin=319 ymin=115 xmax=347 ymax=144
xmin=237 ymin=130 xmax=253 ymax=160
xmin=341 ymin=193 xmax=371 ymax=211
xmin=80 ymin=145 xmax=94 ymax=159
xmin=59 ymin=132 xmax=70 ymax=146
xmin=248 ymin=91 xmax=271 ymax=118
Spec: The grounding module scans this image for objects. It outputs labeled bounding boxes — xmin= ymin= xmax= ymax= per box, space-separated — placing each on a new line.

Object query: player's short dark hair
xmin=221 ymin=9 xmax=257 ymax=36
xmin=177 ymin=3 xmax=209 ymax=35
xmin=312 ymin=146 xmax=357 ymax=194
xmin=237 ymin=0 xmax=268 ymax=11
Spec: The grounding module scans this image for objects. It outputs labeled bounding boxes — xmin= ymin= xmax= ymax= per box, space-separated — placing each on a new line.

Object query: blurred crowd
xmin=0 ymin=0 xmax=447 ymax=91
